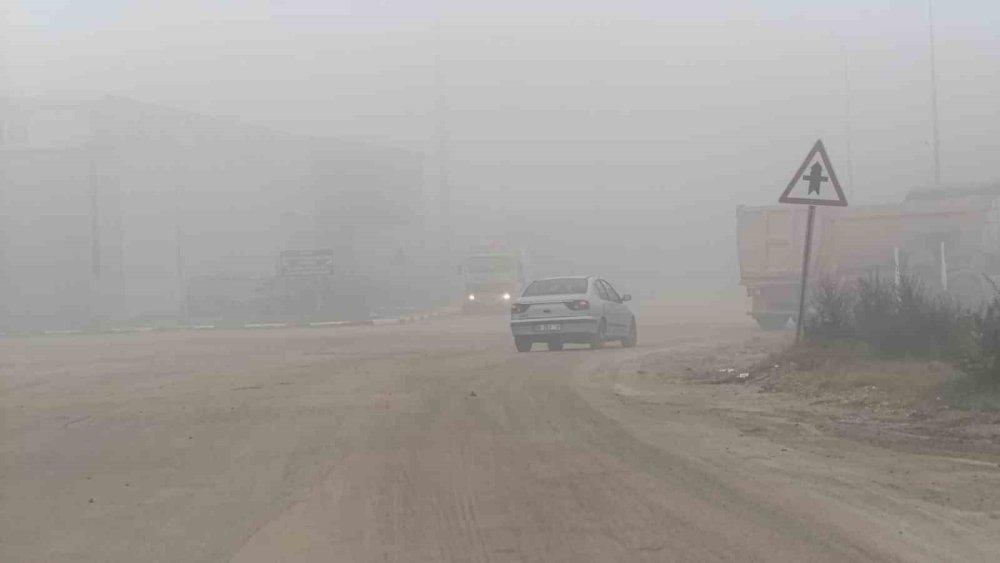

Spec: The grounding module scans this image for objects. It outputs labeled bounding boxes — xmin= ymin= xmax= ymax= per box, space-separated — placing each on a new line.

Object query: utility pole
xmin=88 ymin=149 xmax=102 ymax=327
xmin=90 ymin=157 xmax=101 ymax=279
xmin=432 ymin=27 xmax=456 ymax=306
xmin=0 ymin=144 xmax=7 ymax=332
xmin=174 ymin=182 xmax=187 ymax=324
xmin=434 ymin=34 xmax=451 ymax=255
xmin=0 ymin=3 xmax=8 ymax=97
xmin=0 ymin=5 xmax=10 ymax=330
xmin=928 ymin=0 xmax=942 ymax=185
xmin=842 ymin=47 xmax=855 ymax=199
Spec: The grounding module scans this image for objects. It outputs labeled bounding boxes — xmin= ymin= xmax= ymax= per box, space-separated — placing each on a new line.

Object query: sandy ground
xmin=2 ymin=295 xmax=999 ymax=562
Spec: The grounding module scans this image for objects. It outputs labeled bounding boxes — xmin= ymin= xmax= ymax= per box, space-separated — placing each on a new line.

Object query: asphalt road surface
xmin=2 ymin=306 xmax=998 ymax=562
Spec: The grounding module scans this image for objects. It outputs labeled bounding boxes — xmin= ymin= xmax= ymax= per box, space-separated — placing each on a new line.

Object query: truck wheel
xmin=590 ymin=319 xmax=607 ymax=350
xmin=755 ymin=314 xmax=790 ymax=331
xmin=547 ymin=341 xmax=564 ymax=351
xmin=515 ymin=338 xmax=532 ymax=353
xmin=622 ymin=319 xmax=638 ymax=348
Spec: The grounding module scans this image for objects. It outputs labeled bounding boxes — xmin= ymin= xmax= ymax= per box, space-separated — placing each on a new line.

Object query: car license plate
xmin=535 ymin=323 xmax=561 ymax=332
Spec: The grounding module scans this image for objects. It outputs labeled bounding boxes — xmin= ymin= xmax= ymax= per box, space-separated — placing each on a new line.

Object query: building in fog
xmin=0 ymin=97 xmax=427 ymax=330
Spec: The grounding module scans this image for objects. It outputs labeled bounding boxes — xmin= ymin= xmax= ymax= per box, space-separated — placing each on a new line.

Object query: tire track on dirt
xmin=230 ymin=330 xmax=915 ymax=562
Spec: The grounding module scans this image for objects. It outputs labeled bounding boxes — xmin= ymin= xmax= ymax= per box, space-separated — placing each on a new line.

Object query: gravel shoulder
xmin=604 ymin=333 xmax=1000 ymax=562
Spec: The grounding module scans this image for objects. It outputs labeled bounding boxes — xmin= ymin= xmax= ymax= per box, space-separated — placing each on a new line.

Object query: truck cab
xmin=459 ymin=249 xmax=527 ymax=313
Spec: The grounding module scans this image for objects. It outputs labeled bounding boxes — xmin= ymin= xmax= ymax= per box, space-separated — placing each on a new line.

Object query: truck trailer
xmin=737 ymin=185 xmax=1000 ymax=329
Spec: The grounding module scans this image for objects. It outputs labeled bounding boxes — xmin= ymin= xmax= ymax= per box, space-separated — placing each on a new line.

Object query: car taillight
xmin=511 ymin=303 xmax=530 ymax=314
xmin=566 ymin=299 xmax=590 ymax=311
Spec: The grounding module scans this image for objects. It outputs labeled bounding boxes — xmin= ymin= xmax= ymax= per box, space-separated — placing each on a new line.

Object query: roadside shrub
xmin=798 ymin=271 xmax=1000 ymax=405
xmin=806 ymin=272 xmax=968 ymax=360
xmin=939 ymin=372 xmax=1000 ymax=412
xmin=963 ymin=293 xmax=1000 ymax=383
xmin=980 ymin=298 xmax=1000 ymax=376
xmin=805 ymin=277 xmax=854 ymax=340
xmin=852 ymin=274 xmax=896 ymax=352
xmin=888 ymin=274 xmax=963 ymax=359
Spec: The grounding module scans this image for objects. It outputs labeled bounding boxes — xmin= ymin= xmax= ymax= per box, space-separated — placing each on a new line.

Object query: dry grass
xmin=752 ymin=342 xmax=962 ymax=411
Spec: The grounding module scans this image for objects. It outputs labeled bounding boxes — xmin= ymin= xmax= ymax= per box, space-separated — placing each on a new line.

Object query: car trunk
xmin=512 ymin=294 xmax=588 ymax=320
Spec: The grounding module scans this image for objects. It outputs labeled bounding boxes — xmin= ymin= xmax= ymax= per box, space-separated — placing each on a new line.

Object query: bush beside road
xmin=806 ymin=273 xmax=1000 ymax=389
xmin=703 ymin=273 xmax=1000 ymax=458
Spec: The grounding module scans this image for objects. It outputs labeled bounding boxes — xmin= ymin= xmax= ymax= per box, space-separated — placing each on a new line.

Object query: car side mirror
xmin=621 ymin=294 xmax=632 ymax=302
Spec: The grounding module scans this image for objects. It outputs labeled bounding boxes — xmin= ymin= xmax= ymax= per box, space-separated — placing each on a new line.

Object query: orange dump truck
xmin=737 ymin=185 xmax=1000 ymax=330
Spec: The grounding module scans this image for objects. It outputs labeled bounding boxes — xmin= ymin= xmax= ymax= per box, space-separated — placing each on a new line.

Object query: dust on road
xmin=2 ymin=306 xmax=998 ymax=562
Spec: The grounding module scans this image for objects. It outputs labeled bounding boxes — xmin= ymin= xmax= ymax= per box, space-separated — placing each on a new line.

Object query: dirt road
xmin=2 ymin=308 xmax=999 ymax=562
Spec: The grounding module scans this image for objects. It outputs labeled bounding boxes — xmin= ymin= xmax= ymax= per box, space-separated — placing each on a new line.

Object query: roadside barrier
xmin=0 ymin=307 xmax=460 ymax=339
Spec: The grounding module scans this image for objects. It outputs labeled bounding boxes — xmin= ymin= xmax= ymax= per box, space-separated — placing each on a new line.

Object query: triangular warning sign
xmin=779 ymin=140 xmax=848 ymax=207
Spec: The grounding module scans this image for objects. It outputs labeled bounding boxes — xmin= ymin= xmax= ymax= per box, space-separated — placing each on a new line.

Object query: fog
xmin=2 ymin=1 xmax=999 ymax=330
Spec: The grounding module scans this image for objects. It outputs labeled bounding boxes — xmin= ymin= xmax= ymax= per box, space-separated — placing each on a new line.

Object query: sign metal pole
xmin=796 ymin=205 xmax=816 ymax=344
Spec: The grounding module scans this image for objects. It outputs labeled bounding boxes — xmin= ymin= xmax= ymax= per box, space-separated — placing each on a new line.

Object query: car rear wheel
xmin=622 ymin=319 xmax=637 ymax=348
xmin=515 ymin=337 xmax=532 ymax=353
xmin=590 ymin=319 xmax=607 ymax=350
xmin=547 ymin=341 xmax=564 ymax=351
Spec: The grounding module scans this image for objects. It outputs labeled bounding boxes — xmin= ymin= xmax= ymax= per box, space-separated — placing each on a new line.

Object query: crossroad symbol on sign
xmin=803 ymin=163 xmax=827 ymax=195
xmin=779 ymin=140 xmax=847 ymax=207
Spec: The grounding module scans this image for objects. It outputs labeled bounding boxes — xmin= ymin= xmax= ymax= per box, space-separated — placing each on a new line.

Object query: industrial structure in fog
xmin=0 ymin=97 xmax=430 ymax=331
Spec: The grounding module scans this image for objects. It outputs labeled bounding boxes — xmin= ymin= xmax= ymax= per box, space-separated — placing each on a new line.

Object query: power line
xmin=928 ymin=0 xmax=942 ymax=185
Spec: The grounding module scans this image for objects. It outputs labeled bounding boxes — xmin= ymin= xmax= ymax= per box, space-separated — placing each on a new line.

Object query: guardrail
xmin=0 ymin=307 xmax=461 ymax=339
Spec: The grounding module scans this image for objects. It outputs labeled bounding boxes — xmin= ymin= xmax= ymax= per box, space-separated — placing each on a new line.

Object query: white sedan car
xmin=509 ymin=276 xmax=637 ymax=352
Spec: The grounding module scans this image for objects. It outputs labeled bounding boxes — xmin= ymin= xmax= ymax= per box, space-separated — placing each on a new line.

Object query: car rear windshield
xmin=522 ymin=278 xmax=588 ymax=297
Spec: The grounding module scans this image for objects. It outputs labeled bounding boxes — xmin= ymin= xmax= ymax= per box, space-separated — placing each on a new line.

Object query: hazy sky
xmin=6 ymin=2 xmax=999 ymax=192
xmin=4 ymin=0 xmax=1000 ymax=288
